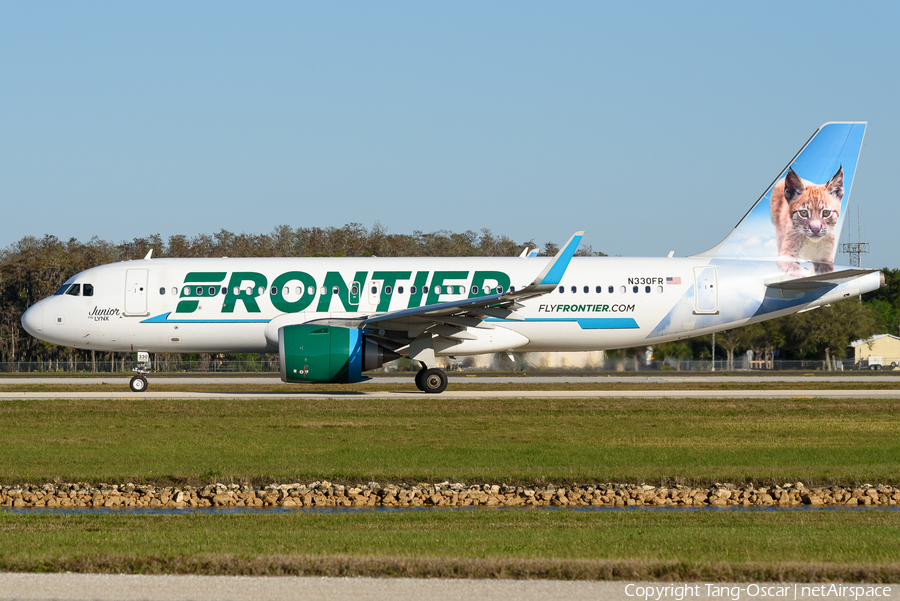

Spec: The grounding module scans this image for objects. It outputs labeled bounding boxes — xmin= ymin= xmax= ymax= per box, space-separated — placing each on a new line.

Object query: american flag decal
xmin=666 ymin=277 xmax=681 ymax=285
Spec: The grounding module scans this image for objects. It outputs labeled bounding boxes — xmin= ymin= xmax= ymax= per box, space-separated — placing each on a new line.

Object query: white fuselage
xmin=21 ymin=254 xmax=883 ymax=357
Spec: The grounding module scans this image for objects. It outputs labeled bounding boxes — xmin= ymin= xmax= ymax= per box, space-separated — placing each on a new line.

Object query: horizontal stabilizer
xmin=765 ymin=269 xmax=877 ymax=290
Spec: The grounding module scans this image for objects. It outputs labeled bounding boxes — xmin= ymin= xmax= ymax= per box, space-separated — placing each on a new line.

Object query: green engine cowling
xmin=278 ymin=324 xmax=398 ymax=384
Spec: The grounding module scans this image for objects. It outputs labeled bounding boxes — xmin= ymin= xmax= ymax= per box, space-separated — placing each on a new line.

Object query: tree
xmin=716 ymin=328 xmax=755 ymax=370
xmin=783 ymin=300 xmax=877 ymax=369
xmin=651 ymin=341 xmax=692 ymax=370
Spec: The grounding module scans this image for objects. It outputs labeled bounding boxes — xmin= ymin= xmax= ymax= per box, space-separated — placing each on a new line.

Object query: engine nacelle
xmin=278 ymin=324 xmax=397 ymax=384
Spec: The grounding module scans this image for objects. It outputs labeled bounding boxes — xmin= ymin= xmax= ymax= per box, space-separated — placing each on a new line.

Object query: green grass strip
xmin=0 ymin=397 xmax=897 ymax=485
xmin=0 ymin=510 xmax=898 ymax=581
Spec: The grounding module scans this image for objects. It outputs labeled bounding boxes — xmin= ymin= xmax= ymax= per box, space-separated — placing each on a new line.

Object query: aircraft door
xmin=349 ymin=281 xmax=361 ymax=306
xmin=124 ymin=269 xmax=149 ymax=315
xmin=693 ymin=266 xmax=718 ymax=315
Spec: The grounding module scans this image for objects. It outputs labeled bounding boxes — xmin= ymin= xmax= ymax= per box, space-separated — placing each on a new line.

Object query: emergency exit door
xmin=124 ymin=269 xmax=149 ymax=315
xmin=693 ymin=266 xmax=718 ymax=315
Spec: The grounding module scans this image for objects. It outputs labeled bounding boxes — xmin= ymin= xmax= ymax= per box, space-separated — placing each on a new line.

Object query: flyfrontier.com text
xmin=625 ymin=583 xmax=893 ymax=600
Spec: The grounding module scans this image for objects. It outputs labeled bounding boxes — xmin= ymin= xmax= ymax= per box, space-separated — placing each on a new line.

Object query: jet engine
xmin=278 ymin=324 xmax=398 ymax=384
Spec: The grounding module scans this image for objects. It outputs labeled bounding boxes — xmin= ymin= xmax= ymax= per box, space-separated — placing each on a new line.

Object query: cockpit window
xmin=65 ymin=284 xmax=81 ymax=297
xmin=54 ymin=284 xmax=72 ymax=296
xmin=83 ymin=284 xmax=94 ymax=297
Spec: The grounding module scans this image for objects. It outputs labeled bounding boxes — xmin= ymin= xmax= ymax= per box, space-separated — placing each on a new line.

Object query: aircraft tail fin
xmin=697 ymin=122 xmax=866 ymax=270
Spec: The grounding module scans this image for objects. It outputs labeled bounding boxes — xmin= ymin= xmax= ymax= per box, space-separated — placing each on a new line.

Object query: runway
xmin=3 ymin=374 xmax=900 ymax=385
xmin=1 ymin=374 xmax=899 ymax=400
xmin=2 ymin=389 xmax=900 ymax=400
xmin=0 ymin=573 xmax=885 ymax=601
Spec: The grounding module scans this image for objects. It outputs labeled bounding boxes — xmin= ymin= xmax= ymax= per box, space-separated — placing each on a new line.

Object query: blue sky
xmin=2 ymin=1 xmax=898 ymax=267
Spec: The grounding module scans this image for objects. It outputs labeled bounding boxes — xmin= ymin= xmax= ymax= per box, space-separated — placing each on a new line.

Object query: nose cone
xmin=22 ymin=303 xmax=43 ymax=337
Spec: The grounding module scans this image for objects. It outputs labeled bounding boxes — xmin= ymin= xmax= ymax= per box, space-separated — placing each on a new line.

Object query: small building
xmin=849 ymin=334 xmax=900 ymax=368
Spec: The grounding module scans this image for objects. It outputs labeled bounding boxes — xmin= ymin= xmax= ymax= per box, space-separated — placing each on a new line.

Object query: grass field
xmin=0 ymin=393 xmax=897 ymax=580
xmin=4 ymin=380 xmax=900 ymax=393
xmin=0 ymin=396 xmax=896 ymax=486
xmin=0 ymin=509 xmax=898 ymax=581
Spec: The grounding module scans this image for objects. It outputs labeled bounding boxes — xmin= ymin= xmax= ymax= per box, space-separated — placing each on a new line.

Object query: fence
xmin=0 ymin=359 xmax=281 ymax=374
xmin=0 ymin=358 xmax=888 ymax=374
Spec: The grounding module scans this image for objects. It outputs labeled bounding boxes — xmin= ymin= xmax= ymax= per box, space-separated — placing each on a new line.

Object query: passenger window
xmin=434 ymin=286 xmax=441 ymax=294
xmin=270 ymin=287 xmax=277 ymax=295
xmin=351 ymin=285 xmax=359 ymax=295
xmin=596 ymin=286 xmax=601 ymax=293
xmin=83 ymin=284 xmax=94 ymax=297
xmin=307 ymin=286 xmax=314 ymax=295
xmin=559 ymin=286 xmax=564 ymax=293
xmin=233 ymin=287 xmax=240 ymax=295
xmin=159 ymin=288 xmax=166 ymax=295
xmin=257 ymin=286 xmax=264 ymax=295
xmin=509 ymin=286 xmax=515 ymax=293
xmin=571 ymin=286 xmax=577 ymax=293
xmin=332 ymin=286 xmax=339 ymax=295
xmin=471 ymin=286 xmax=478 ymax=295
xmin=645 ymin=286 xmax=650 ymax=293
xmin=284 ymin=287 xmax=290 ymax=295
xmin=184 ymin=286 xmax=192 ymax=296
xmin=583 ymin=286 xmax=589 ymax=293
xmin=209 ymin=287 xmax=216 ymax=296
xmin=173 ymin=287 xmax=179 ymax=296
xmin=221 ymin=287 xmax=227 ymax=295
xmin=619 ymin=286 xmax=625 ymax=294
xmin=320 ymin=286 xmax=327 ymax=295
xmin=295 ymin=287 xmax=302 ymax=295
xmin=385 ymin=286 xmax=392 ymax=295
xmin=657 ymin=285 xmax=663 ymax=293
xmin=398 ymin=286 xmax=404 ymax=294
xmin=632 ymin=286 xmax=638 ymax=293
xmin=496 ymin=286 xmax=503 ymax=294
xmin=608 ymin=286 xmax=614 ymax=293
xmin=371 ymin=286 xmax=377 ymax=294
xmin=411 ymin=286 xmax=417 ymax=295
xmin=423 ymin=286 xmax=429 ymax=294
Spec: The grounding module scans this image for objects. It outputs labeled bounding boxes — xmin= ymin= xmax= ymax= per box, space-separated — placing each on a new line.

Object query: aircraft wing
xmin=765 ymin=268 xmax=878 ymax=290
xmin=305 ymin=231 xmax=584 ymax=341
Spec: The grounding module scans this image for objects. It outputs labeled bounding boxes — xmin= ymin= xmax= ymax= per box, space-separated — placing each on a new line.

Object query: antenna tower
xmin=840 ymin=208 xmax=869 ymax=267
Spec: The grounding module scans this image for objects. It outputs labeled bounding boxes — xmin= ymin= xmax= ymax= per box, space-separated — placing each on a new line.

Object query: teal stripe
xmin=141 ymin=313 xmax=270 ymax=324
xmin=485 ymin=317 xmax=638 ymax=329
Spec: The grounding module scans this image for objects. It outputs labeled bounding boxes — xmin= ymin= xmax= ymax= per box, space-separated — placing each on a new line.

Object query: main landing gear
xmin=414 ymin=367 xmax=448 ymax=394
xmin=130 ymin=351 xmax=151 ymax=393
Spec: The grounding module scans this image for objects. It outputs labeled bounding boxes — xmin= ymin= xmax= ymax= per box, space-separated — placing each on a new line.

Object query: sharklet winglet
xmin=531 ymin=231 xmax=584 ymax=288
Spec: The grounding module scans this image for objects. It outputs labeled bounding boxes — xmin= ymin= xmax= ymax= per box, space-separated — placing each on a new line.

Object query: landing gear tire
xmin=420 ymin=368 xmax=448 ymax=394
xmin=129 ymin=375 xmax=149 ymax=393
xmin=414 ymin=369 xmax=426 ymax=391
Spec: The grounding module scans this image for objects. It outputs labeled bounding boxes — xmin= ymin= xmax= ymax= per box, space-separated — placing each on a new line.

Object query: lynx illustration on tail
xmin=770 ymin=166 xmax=844 ymax=277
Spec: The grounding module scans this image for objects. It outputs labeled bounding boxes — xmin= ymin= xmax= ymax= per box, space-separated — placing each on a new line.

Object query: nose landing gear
xmin=130 ymin=351 xmax=151 ymax=393
xmin=129 ymin=375 xmax=148 ymax=392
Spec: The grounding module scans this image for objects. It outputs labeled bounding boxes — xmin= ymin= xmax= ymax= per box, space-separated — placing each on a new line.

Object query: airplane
xmin=21 ymin=122 xmax=882 ymax=393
